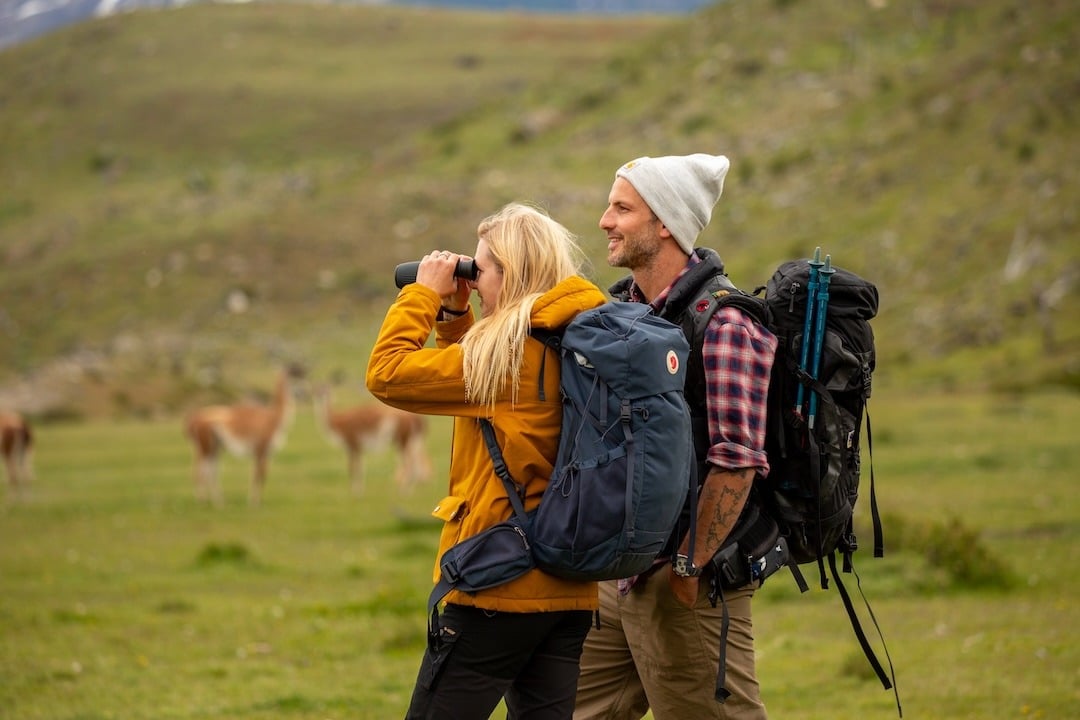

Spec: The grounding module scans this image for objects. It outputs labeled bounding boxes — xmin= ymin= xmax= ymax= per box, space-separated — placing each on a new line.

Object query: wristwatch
xmin=672 ymin=553 xmax=702 ymax=577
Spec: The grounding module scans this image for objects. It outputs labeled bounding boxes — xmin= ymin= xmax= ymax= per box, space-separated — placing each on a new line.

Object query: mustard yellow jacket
xmin=366 ymin=276 xmax=607 ymax=613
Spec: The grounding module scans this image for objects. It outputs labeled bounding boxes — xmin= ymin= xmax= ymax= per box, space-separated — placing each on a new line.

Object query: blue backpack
xmin=426 ymin=302 xmax=692 ymax=643
xmin=482 ymin=301 xmax=693 ymax=581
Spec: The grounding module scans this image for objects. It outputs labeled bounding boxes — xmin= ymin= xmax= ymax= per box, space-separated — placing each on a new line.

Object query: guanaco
xmin=184 ymin=366 xmax=304 ymax=506
xmin=312 ymin=385 xmax=431 ymax=496
xmin=1 ymin=411 xmax=33 ymax=500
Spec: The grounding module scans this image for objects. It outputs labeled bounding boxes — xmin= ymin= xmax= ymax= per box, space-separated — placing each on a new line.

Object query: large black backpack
xmin=760 ymin=257 xmax=880 ymax=574
xmin=691 ymin=252 xmax=899 ymax=711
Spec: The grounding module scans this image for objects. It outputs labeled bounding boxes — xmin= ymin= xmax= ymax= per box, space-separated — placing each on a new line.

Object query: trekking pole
xmin=807 ymin=255 xmax=835 ymax=429
xmin=794 ymin=247 xmax=824 ymax=418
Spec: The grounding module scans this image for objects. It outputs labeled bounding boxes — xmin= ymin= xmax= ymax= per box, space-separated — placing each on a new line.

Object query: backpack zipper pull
xmin=789 ymin=281 xmax=801 ymax=313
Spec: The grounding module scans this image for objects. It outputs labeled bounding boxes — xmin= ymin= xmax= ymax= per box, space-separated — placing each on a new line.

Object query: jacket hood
xmin=531 ymin=275 xmax=608 ymax=332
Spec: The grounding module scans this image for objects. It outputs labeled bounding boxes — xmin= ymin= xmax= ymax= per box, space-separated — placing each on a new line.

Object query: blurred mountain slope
xmin=0 ymin=0 xmax=1076 ymax=419
xmin=0 ymin=0 xmax=708 ymax=51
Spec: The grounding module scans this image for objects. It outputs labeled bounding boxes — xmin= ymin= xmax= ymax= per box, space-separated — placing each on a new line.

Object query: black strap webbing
xmin=827 ymin=553 xmax=902 ymax=717
xmin=529 ymin=329 xmax=562 ymax=402
xmin=714 ymin=589 xmax=732 ymax=703
xmin=806 ymin=424 xmax=829 ymax=589
xmin=707 ymin=575 xmax=732 ymax=704
xmin=478 ymin=418 xmax=530 ymax=523
xmin=867 ymin=408 xmax=884 ymax=558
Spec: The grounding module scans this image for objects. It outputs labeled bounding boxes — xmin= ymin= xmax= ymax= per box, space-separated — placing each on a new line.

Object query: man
xmin=574 ymin=154 xmax=777 ymax=720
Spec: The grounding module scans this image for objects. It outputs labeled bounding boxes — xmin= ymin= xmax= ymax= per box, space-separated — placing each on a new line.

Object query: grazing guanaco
xmin=184 ymin=366 xmax=305 ymax=507
xmin=312 ymin=385 xmax=431 ymax=496
xmin=0 ymin=411 xmax=33 ymax=500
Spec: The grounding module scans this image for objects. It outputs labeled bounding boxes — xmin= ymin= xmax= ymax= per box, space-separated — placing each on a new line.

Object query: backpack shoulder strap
xmin=528 ymin=327 xmax=564 ymax=401
xmin=529 ymin=327 xmax=562 ymax=348
xmin=685 ymin=280 xmax=768 ymax=349
xmin=477 ymin=418 xmax=531 ymax=524
xmin=709 ymin=287 xmax=769 ymax=327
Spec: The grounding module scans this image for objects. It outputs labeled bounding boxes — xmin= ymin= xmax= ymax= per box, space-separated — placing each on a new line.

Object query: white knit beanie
xmin=615 ymin=154 xmax=731 ymax=255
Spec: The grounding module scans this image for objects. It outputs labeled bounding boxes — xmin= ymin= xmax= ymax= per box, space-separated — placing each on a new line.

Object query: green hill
xmin=1 ymin=0 xmax=1076 ymax=419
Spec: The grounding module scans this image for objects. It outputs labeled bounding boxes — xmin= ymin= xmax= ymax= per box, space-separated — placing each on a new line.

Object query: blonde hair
xmin=461 ymin=203 xmax=586 ymax=410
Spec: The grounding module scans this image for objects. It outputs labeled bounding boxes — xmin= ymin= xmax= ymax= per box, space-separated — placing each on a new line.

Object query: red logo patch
xmin=666 ymin=350 xmax=680 ymax=375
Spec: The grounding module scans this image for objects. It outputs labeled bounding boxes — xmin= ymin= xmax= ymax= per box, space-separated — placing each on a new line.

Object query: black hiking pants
xmin=405 ymin=604 xmax=593 ymax=720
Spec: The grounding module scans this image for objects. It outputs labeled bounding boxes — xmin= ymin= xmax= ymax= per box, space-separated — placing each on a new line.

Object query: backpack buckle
xmin=841 ymin=531 xmax=858 ymax=554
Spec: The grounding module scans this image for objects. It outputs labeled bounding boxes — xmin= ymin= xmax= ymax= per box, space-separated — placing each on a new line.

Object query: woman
xmin=366 ymin=202 xmax=608 ymax=719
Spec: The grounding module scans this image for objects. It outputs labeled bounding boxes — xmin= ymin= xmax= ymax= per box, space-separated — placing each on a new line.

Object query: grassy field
xmin=1 ymin=386 xmax=1077 ymax=719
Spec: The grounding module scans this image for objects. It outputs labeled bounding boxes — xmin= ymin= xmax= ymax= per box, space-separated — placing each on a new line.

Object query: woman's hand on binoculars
xmin=417 ymin=251 xmax=472 ymax=313
xmin=416 ymin=251 xmax=461 ymax=295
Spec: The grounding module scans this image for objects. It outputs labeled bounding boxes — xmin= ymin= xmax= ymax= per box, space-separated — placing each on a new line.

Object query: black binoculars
xmin=394 ymin=258 xmax=479 ymax=289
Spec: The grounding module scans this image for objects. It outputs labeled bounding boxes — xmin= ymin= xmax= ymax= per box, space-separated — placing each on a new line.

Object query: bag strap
xmin=867 ymin=406 xmax=884 ymax=560
xmin=478 ymin=418 xmax=531 ymax=525
xmin=427 ymin=574 xmax=455 ymax=644
xmin=528 ymin=328 xmax=562 ymax=402
xmin=711 ymin=581 xmax=732 ymax=703
xmin=827 ymin=552 xmax=902 ymax=717
xmin=427 ymin=418 xmax=532 ymax=646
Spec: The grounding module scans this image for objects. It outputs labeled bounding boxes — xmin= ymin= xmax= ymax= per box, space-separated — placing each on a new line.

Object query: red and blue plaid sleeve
xmin=702 ymin=306 xmax=777 ymax=474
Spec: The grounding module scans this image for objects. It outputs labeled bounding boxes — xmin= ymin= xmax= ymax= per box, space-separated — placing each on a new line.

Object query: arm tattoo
xmin=700 ymin=469 xmax=754 ymax=551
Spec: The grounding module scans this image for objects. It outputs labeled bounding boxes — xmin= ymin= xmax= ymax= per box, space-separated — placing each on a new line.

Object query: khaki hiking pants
xmin=574 ymin=571 xmax=766 ymax=720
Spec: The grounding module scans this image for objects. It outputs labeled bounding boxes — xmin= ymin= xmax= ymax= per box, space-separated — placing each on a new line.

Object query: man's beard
xmin=609 ymin=229 xmax=661 ymax=270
